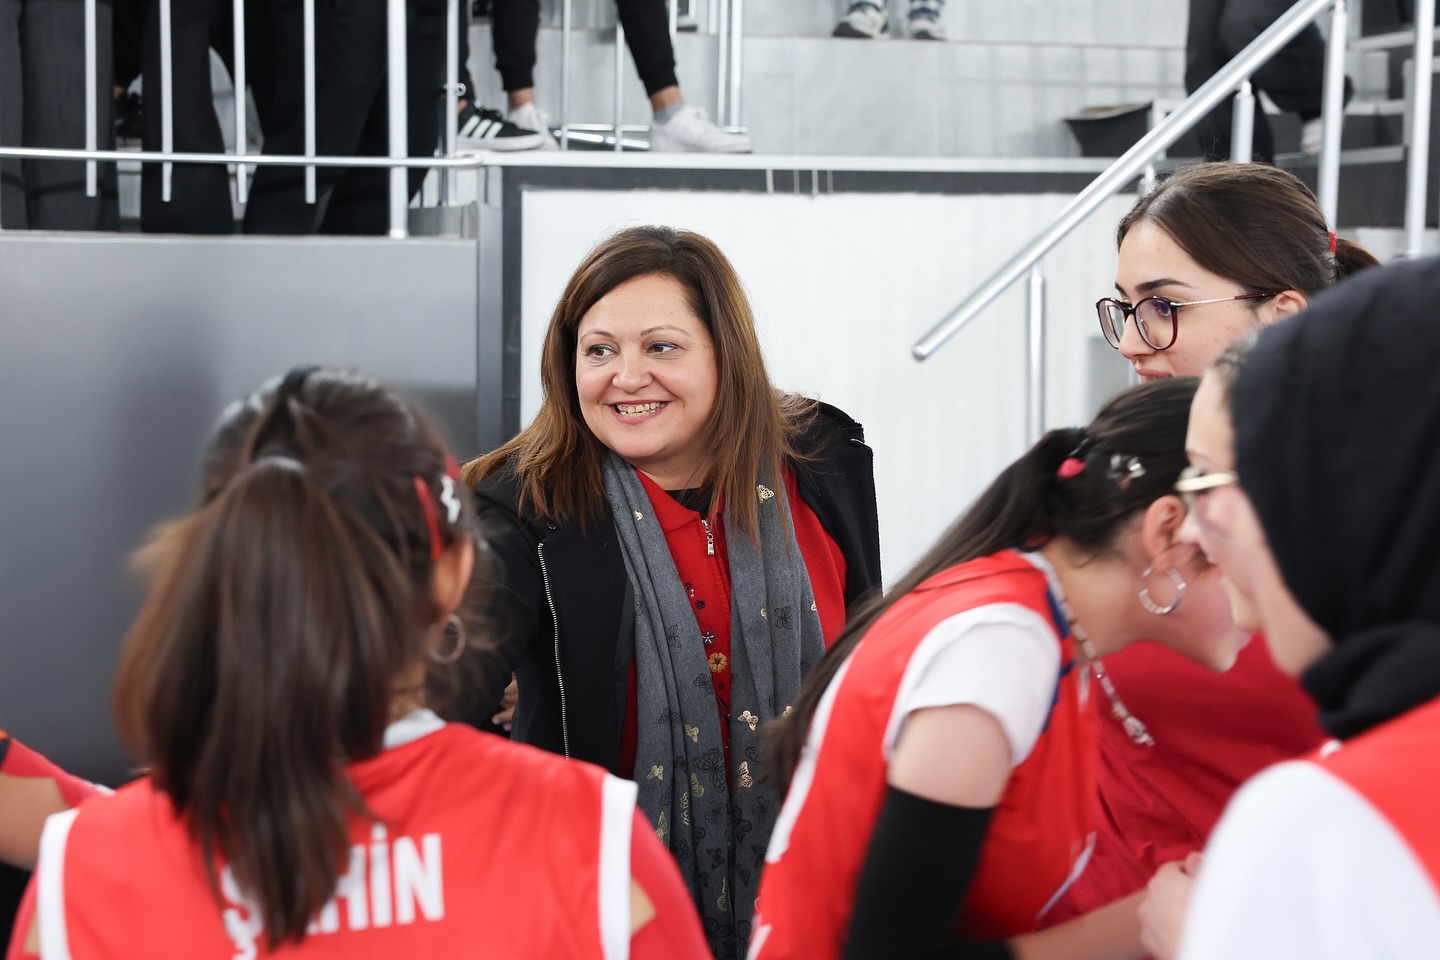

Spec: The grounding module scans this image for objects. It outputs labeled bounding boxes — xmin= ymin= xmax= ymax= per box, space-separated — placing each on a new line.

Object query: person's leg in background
xmin=0 ymin=0 xmax=27 ymax=228
xmin=1185 ymin=0 xmax=1249 ymax=160
xmin=140 ymin=0 xmax=234 ymax=232
xmin=488 ymin=0 xmax=552 ymax=145
xmin=456 ymin=0 xmax=546 ymax=150
xmin=310 ymin=0 xmax=445 ymax=234
xmin=834 ymin=0 xmax=946 ymax=40
xmin=1220 ymin=0 xmax=1348 ymax=156
xmin=616 ymin=0 xmax=750 ymax=152
xmin=243 ymin=0 xmax=385 ymax=234
xmin=20 ymin=0 xmax=119 ymax=229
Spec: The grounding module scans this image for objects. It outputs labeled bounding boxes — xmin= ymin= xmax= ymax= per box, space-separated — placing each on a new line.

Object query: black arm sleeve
xmin=843 ymin=786 xmax=1015 ymax=960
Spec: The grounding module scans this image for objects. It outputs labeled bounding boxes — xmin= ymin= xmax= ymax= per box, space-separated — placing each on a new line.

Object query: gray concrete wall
xmin=0 ymin=233 xmax=483 ymax=784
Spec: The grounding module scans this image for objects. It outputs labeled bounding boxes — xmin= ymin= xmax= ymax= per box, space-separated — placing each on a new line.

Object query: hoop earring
xmin=431 ymin=613 xmax=466 ymax=665
xmin=1138 ymin=566 xmax=1186 ymax=616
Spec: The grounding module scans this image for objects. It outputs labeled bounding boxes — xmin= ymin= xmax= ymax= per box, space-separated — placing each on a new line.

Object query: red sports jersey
xmin=749 ymin=552 xmax=1097 ymax=960
xmin=8 ymin=713 xmax=708 ymax=960
xmin=1318 ymin=695 xmax=1440 ymax=890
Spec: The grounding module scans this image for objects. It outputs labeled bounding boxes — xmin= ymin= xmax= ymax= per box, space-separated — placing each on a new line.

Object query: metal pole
xmin=560 ymin=0 xmax=572 ymax=150
xmin=1407 ymin=0 xmax=1436 ymax=256
xmin=304 ymin=0 xmax=317 ymax=202
xmin=1230 ymin=79 xmax=1254 ymax=162
xmin=613 ymin=22 xmax=625 ymax=152
xmin=716 ymin=0 xmax=728 ymax=123
xmin=386 ymin=0 xmax=408 ymax=238
xmin=443 ymin=0 xmax=459 ymax=203
xmin=726 ymin=0 xmax=743 ymax=128
xmin=1317 ymin=0 xmax=1348 ymax=228
xmin=911 ymin=0 xmax=1337 ymax=361
xmin=1141 ymin=162 xmax=1158 ymax=197
xmin=1026 ymin=267 xmax=1046 ymax=446
xmin=669 ymin=0 xmax=678 ymax=42
xmin=233 ymin=0 xmax=248 ymax=203
xmin=160 ymin=0 xmax=174 ymax=200
xmin=85 ymin=0 xmax=97 ymax=197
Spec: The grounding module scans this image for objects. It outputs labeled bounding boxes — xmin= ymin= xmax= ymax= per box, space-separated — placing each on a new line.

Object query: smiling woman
xmin=461 ymin=225 xmax=882 ymax=960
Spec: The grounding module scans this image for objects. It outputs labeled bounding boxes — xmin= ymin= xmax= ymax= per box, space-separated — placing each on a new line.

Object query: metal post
xmin=386 ymin=0 xmax=408 ymax=238
xmin=443 ymin=0 xmax=459 ymax=203
xmin=669 ymin=0 xmax=678 ymax=42
xmin=1141 ymin=162 xmax=1158 ymax=197
xmin=716 ymin=0 xmax=728 ymax=123
xmin=1317 ymin=0 xmax=1348 ymax=229
xmin=1230 ymin=79 xmax=1254 ymax=162
xmin=560 ymin=0 xmax=572 ymax=149
xmin=1407 ymin=0 xmax=1436 ymax=256
xmin=726 ymin=0 xmax=743 ymax=128
xmin=84 ymin=0 xmax=97 ymax=197
xmin=1026 ymin=267 xmax=1046 ymax=446
xmin=304 ymin=0 xmax=317 ymax=202
xmin=233 ymin=0 xmax=248 ymax=203
xmin=160 ymin=0 xmax=174 ymax=200
xmin=614 ymin=22 xmax=625 ymax=152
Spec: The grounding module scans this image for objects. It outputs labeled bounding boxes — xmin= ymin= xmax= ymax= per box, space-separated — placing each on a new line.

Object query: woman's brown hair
xmin=462 ymin=224 xmax=815 ymax=539
xmin=113 ymin=368 xmax=491 ymax=949
xmin=1118 ymin=161 xmax=1379 ymax=296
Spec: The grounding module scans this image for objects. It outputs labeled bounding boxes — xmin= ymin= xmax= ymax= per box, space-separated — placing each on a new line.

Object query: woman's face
xmin=575 ymin=273 xmax=719 ymax=489
xmin=1146 ymin=537 xmax=1246 ymax=672
xmin=1180 ymin=373 xmax=1330 ymax=675
xmin=1114 ymin=221 xmax=1272 ymax=381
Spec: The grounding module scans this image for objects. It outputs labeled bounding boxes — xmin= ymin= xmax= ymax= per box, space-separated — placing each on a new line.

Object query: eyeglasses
xmin=1174 ymin=465 xmax=1239 ymax=511
xmin=1096 ymin=293 xmax=1278 ymax=351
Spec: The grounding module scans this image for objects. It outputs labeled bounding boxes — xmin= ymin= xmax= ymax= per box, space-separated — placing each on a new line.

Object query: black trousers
xmin=243 ymin=0 xmax=445 ymax=235
xmin=485 ymin=0 xmax=676 ymax=96
xmin=1186 ymin=0 xmax=1333 ymax=162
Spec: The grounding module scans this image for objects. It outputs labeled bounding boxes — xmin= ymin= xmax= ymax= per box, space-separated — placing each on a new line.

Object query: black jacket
xmin=468 ymin=402 xmax=882 ymax=772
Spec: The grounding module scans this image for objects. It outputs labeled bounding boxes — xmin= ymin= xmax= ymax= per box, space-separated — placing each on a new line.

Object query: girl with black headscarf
xmin=1142 ymin=258 xmax=1440 ymax=959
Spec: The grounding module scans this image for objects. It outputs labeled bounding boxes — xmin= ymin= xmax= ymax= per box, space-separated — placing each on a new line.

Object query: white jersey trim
xmin=36 ymin=807 xmax=80 ymax=960
xmin=599 ymin=774 xmax=638 ymax=960
xmin=882 ymin=603 xmax=1062 ymax=767
xmin=763 ymin=655 xmax=856 ymax=864
xmin=1182 ymin=760 xmax=1440 ymax=959
xmin=382 ymin=708 xmax=446 ymax=750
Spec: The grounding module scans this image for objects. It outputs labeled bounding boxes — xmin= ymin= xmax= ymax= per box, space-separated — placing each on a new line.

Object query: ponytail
xmin=113 ymin=369 xmax=490 ymax=949
xmin=1333 ymin=235 xmax=1380 ymax=281
xmin=766 ymin=377 xmax=1200 ymax=793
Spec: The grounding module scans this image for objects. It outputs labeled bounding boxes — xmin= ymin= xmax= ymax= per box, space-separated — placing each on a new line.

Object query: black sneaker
xmin=456 ymin=103 xmax=545 ymax=152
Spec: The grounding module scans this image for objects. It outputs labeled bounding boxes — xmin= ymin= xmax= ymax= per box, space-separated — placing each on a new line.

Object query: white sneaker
xmin=1300 ymin=117 xmax=1324 ymax=155
xmin=909 ymin=8 xmax=945 ymax=39
xmin=507 ymin=102 xmax=559 ymax=150
xmin=834 ymin=2 xmax=887 ymax=37
xmin=649 ymin=103 xmax=753 ymax=153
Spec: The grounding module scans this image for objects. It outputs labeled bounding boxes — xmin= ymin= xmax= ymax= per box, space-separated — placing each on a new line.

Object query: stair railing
xmin=912 ymin=0 xmax=1434 ymax=446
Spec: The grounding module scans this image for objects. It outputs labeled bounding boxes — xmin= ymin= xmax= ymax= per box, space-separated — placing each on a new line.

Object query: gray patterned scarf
xmin=602 ymin=454 xmax=825 ymax=960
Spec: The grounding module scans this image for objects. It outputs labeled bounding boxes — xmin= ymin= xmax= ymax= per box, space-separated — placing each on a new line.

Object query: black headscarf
xmin=1231 ymin=256 xmax=1440 ymax=740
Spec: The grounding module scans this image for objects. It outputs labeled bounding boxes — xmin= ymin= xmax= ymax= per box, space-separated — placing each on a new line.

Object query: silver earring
xmin=1138 ymin=566 xmax=1186 ymax=615
xmin=431 ymin=613 xmax=466 ymax=665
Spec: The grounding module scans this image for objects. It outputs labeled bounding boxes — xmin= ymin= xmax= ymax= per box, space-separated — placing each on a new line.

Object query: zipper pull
xmin=701 ymin=518 xmax=715 ymax=556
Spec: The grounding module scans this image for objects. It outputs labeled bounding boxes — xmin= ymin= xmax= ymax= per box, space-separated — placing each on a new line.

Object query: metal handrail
xmin=911 ymin=0 xmax=1344 ymax=362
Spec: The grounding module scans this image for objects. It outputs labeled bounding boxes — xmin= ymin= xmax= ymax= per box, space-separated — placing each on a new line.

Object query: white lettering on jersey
xmin=394 ymin=833 xmax=445 ymax=923
xmin=221 ymin=829 xmax=446 ymax=959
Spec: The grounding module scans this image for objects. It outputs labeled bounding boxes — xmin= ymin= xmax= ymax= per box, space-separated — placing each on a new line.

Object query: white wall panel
xmin=519 ymin=189 xmax=1135 ymax=581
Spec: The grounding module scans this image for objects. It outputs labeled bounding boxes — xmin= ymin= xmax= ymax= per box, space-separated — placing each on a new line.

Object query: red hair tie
xmin=1057 ymin=458 xmax=1086 ymax=480
xmin=415 ymin=476 xmax=444 ymax=563
xmin=1328 ymin=231 xmax=1337 ymax=255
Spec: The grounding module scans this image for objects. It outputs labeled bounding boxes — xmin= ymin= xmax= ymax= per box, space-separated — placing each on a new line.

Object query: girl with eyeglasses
xmin=1140 ymin=258 xmax=1440 ymax=959
xmin=1052 ymin=162 xmax=1381 ymax=925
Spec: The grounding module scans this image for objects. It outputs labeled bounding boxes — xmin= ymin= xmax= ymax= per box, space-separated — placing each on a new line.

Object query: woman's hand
xmin=491 ymin=674 xmax=519 ymax=731
xmin=1137 ymin=855 xmax=1202 ymax=960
